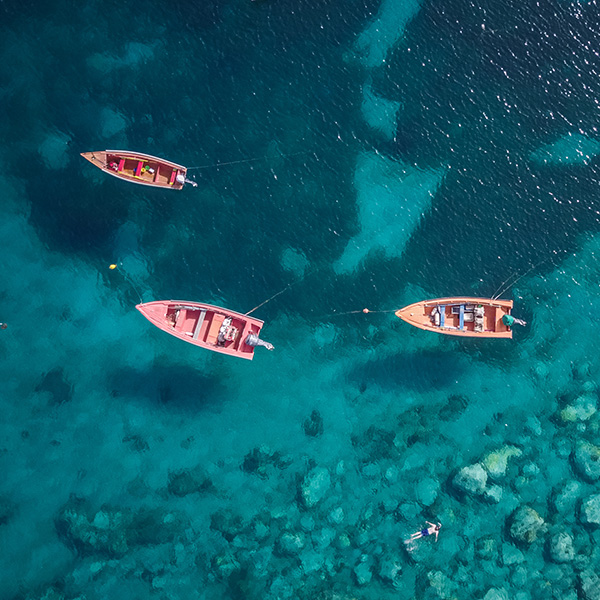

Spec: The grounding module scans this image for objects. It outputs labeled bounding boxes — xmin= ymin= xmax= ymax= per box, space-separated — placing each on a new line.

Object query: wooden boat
xmin=395 ymin=297 xmax=514 ymax=338
xmin=80 ymin=150 xmax=197 ymax=189
xmin=136 ymin=300 xmax=274 ymax=360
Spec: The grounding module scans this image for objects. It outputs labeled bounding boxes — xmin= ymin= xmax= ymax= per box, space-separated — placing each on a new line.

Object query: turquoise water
xmin=2 ymin=0 xmax=600 ymax=598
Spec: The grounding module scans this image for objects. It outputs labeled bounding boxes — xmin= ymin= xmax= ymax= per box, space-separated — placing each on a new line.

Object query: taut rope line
xmin=244 ymin=264 xmax=324 ymax=316
xmin=109 ymin=263 xmax=144 ymax=304
xmin=187 ymin=151 xmax=312 ymax=171
xmin=317 ymin=308 xmax=398 ymax=319
xmin=245 ymin=284 xmax=294 ymax=316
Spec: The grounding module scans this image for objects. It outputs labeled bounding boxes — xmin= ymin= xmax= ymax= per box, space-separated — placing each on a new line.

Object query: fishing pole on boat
xmin=108 ymin=263 xmax=144 ymax=303
xmin=186 ymin=151 xmax=314 ymax=171
xmin=491 ymin=267 xmax=536 ymax=300
xmin=491 ymin=250 xmax=568 ymax=300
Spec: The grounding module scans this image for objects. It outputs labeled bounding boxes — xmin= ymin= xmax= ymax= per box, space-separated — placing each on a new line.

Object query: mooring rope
xmin=187 ymin=151 xmax=312 ymax=171
xmin=108 ymin=263 xmax=144 ymax=304
xmin=245 ymin=284 xmax=294 ymax=316
xmin=317 ymin=308 xmax=399 ymax=319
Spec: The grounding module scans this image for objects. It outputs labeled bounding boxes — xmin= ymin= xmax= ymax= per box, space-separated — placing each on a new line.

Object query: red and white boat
xmin=80 ymin=150 xmax=197 ymax=189
xmin=136 ymin=300 xmax=274 ymax=360
xmin=395 ymin=297 xmax=515 ymax=338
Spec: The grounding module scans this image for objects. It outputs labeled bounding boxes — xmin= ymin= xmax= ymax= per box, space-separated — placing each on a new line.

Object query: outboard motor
xmin=245 ymin=332 xmax=274 ymax=351
xmin=176 ymin=173 xmax=198 ymax=188
xmin=502 ymin=314 xmax=527 ymax=328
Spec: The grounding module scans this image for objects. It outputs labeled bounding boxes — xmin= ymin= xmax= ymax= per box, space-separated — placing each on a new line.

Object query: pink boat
xmin=81 ymin=150 xmax=197 ymax=189
xmin=136 ymin=300 xmax=274 ymax=360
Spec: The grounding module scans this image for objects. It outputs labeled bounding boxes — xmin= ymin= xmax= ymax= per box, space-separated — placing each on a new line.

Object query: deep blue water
xmin=2 ymin=0 xmax=600 ymax=598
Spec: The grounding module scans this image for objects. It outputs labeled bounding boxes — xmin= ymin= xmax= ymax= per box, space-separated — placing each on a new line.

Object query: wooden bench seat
xmin=495 ymin=307 xmax=507 ymax=331
xmin=206 ymin=315 xmax=225 ymax=345
xmin=192 ymin=309 xmax=207 ymax=340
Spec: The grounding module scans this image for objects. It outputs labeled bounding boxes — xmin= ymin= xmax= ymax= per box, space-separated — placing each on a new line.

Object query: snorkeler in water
xmin=405 ymin=521 xmax=441 ymax=543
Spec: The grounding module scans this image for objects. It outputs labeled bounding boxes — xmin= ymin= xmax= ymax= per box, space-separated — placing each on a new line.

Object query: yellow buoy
xmin=109 ymin=264 xmax=117 ymax=270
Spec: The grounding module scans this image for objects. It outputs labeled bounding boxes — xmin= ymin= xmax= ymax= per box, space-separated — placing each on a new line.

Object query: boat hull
xmin=81 ymin=150 xmax=188 ymax=189
xmin=395 ymin=297 xmax=513 ymax=338
xmin=136 ymin=300 xmax=267 ymax=359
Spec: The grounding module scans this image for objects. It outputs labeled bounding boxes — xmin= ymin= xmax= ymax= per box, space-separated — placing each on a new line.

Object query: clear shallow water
xmin=2 ymin=0 xmax=600 ymax=598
